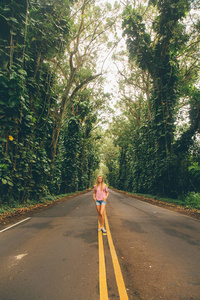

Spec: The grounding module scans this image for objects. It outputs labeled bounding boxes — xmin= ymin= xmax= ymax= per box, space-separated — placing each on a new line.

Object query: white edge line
xmin=0 ymin=217 xmax=31 ymax=233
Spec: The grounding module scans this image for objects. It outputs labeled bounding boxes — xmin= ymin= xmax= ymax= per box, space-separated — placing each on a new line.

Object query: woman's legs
xmin=100 ymin=204 xmax=106 ymax=228
xmin=96 ymin=205 xmax=101 ymax=228
xmin=96 ymin=204 xmax=106 ymax=229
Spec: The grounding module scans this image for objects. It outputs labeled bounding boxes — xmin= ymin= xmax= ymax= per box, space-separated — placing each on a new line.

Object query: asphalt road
xmin=0 ymin=189 xmax=200 ymax=300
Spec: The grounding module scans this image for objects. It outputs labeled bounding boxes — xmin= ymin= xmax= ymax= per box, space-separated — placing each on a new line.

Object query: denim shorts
xmin=96 ymin=200 xmax=106 ymax=206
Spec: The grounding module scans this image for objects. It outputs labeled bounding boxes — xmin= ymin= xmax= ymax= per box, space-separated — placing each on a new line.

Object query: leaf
xmin=10 ymin=30 xmax=17 ymax=36
xmin=9 ymin=17 xmax=19 ymax=24
xmin=18 ymin=69 xmax=27 ymax=76
xmin=0 ymin=138 xmax=7 ymax=142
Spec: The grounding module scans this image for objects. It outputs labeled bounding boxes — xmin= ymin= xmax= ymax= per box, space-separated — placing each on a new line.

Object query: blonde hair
xmin=95 ymin=175 xmax=106 ymax=191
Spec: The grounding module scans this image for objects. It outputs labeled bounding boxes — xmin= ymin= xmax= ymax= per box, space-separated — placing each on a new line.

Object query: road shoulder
xmin=110 ymin=187 xmax=200 ymax=220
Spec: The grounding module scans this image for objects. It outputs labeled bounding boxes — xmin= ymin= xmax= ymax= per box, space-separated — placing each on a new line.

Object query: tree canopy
xmin=0 ymin=0 xmax=200 ymax=207
xmin=105 ymin=0 xmax=200 ymax=198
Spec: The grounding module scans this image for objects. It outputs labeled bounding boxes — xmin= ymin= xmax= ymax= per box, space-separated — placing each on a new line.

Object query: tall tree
xmin=50 ymin=0 xmax=119 ymax=161
xmin=102 ymin=0 xmax=200 ymax=197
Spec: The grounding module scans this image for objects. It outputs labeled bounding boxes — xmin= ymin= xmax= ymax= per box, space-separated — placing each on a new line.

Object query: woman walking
xmin=93 ymin=175 xmax=109 ymax=233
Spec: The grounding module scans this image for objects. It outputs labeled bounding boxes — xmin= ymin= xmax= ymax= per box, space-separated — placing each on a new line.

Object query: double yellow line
xmin=98 ymin=211 xmax=129 ymax=300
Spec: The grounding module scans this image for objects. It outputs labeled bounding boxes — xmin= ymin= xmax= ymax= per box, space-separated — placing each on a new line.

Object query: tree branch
xmin=69 ymin=73 xmax=102 ymax=100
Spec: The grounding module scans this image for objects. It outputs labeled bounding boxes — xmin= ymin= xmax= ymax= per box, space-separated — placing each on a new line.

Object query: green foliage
xmin=59 ymin=89 xmax=102 ymax=193
xmin=0 ymin=191 xmax=80 ymax=215
xmin=104 ymin=0 xmax=200 ymax=198
xmin=0 ymin=0 xmax=69 ymax=205
xmin=185 ymin=192 xmax=200 ymax=209
xmin=1 ymin=0 xmax=199 ymax=208
xmin=114 ymin=190 xmax=200 ymax=210
xmin=0 ymin=0 xmax=103 ymax=206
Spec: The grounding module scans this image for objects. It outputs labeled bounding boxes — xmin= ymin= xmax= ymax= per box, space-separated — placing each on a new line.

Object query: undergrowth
xmin=129 ymin=192 xmax=200 ymax=210
xmin=0 ymin=192 xmax=78 ymax=215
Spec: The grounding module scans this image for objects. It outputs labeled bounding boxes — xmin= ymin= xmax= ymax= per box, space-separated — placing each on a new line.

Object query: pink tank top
xmin=94 ymin=185 xmax=108 ymax=200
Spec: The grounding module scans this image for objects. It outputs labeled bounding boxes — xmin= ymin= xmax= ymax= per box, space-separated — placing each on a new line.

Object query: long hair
xmin=95 ymin=175 xmax=105 ymax=191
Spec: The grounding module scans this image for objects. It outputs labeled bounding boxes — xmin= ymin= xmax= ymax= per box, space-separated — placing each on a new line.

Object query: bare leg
xmin=96 ymin=204 xmax=106 ymax=229
xmin=96 ymin=205 xmax=102 ymax=229
xmin=100 ymin=204 xmax=106 ymax=228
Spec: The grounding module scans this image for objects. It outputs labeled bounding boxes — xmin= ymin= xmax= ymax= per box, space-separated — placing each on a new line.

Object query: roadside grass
xmin=130 ymin=192 xmax=200 ymax=210
xmin=111 ymin=188 xmax=200 ymax=210
xmin=0 ymin=191 xmax=89 ymax=216
xmin=130 ymin=193 xmax=186 ymax=206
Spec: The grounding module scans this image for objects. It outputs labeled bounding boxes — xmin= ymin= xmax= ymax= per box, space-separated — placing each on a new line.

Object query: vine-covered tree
xmin=105 ymin=0 xmax=200 ymax=197
xmin=0 ymin=0 xmax=113 ymax=205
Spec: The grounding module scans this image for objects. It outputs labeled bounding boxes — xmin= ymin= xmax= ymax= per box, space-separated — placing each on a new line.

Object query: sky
xmin=95 ymin=0 xmax=126 ymax=113
xmin=95 ymin=0 xmax=200 ymax=131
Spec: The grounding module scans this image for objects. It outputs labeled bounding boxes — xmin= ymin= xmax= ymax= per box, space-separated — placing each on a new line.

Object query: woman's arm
xmin=104 ymin=192 xmax=109 ymax=201
xmin=93 ymin=185 xmax=97 ymax=202
xmin=104 ymin=186 xmax=109 ymax=201
xmin=93 ymin=191 xmax=96 ymax=202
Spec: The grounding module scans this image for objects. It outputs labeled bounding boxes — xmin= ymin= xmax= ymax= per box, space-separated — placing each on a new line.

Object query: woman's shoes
xmin=98 ymin=228 xmax=107 ymax=233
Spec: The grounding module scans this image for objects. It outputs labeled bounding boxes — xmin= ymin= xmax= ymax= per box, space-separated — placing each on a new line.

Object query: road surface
xmin=0 ymin=189 xmax=200 ymax=299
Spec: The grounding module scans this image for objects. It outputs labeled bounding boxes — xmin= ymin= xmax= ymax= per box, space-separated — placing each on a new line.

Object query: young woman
xmin=93 ymin=175 xmax=109 ymax=233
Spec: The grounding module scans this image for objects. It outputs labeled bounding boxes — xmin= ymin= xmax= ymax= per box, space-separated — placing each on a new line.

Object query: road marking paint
xmin=98 ymin=221 xmax=109 ymax=300
xmin=105 ymin=211 xmax=129 ymax=300
xmin=0 ymin=217 xmax=30 ymax=234
xmin=15 ymin=253 xmax=28 ymax=260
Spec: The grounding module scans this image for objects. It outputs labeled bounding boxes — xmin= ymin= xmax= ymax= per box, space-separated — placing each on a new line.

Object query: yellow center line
xmin=105 ymin=211 xmax=129 ymax=300
xmin=98 ymin=221 xmax=109 ymax=300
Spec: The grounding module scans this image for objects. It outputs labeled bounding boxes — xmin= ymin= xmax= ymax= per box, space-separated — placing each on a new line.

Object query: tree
xmin=103 ymin=0 xmax=200 ymax=197
xmin=50 ymin=0 xmax=120 ymax=161
xmin=0 ymin=0 xmax=71 ymax=204
xmin=0 ymin=0 xmax=109 ymax=204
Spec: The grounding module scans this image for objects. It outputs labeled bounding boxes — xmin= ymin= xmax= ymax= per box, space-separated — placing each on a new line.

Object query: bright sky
xmin=95 ymin=0 xmax=126 ymax=113
xmin=96 ymin=0 xmax=200 ymax=128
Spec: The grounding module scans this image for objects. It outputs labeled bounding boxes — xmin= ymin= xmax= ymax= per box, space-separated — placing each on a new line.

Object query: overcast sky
xmin=95 ymin=0 xmax=127 ymax=113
